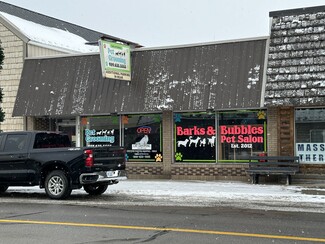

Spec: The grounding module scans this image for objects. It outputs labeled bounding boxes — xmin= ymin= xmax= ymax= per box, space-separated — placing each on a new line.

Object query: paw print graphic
xmin=257 ymin=111 xmax=266 ymax=119
xmin=155 ymin=154 xmax=163 ymax=162
xmin=174 ymin=113 xmax=182 ymax=123
xmin=175 ymin=152 xmax=183 ymax=161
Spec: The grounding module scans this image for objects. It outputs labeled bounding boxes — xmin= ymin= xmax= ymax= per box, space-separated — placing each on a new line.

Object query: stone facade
xmin=266 ymin=8 xmax=325 ymax=106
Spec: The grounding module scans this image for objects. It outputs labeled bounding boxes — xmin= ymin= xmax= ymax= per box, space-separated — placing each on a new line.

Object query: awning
xmin=13 ymin=38 xmax=267 ymax=116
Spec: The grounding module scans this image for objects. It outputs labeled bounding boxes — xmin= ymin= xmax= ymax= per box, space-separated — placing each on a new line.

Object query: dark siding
xmin=13 ymin=38 xmax=267 ymax=116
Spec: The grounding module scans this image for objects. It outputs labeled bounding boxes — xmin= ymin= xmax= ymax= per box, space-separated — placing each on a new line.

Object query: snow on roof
xmin=0 ymin=11 xmax=98 ymax=53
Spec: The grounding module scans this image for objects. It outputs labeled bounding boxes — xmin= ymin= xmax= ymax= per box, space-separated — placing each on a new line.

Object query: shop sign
xmin=175 ymin=125 xmax=216 ymax=162
xmin=176 ymin=125 xmax=215 ymax=136
xmin=132 ymin=135 xmax=152 ymax=150
xmin=85 ymin=129 xmax=115 ymax=145
xmin=99 ymin=39 xmax=131 ymax=81
xmin=296 ymin=143 xmax=325 ymax=163
xmin=220 ymin=125 xmax=264 ymax=149
xmin=126 ymin=125 xmax=162 ymax=162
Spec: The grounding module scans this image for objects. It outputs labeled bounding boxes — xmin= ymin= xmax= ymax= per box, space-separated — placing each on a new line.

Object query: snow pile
xmin=7 ymin=180 xmax=325 ymax=213
xmin=0 ymin=12 xmax=98 ymax=53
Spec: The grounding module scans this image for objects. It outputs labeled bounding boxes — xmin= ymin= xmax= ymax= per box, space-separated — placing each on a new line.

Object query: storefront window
xmin=295 ymin=108 xmax=325 ymax=164
xmin=218 ymin=110 xmax=267 ymax=162
xmin=174 ymin=112 xmax=216 ymax=162
xmin=56 ymin=118 xmax=76 ymax=146
xmin=123 ymin=114 xmax=162 ymax=162
xmin=80 ymin=116 xmax=120 ymax=147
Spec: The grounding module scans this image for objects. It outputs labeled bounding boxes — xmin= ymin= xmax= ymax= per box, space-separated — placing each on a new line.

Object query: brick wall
xmin=267 ymin=107 xmax=278 ymax=156
xmin=126 ymin=164 xmax=166 ymax=179
xmin=171 ymin=163 xmax=249 ymax=181
xmin=300 ymin=164 xmax=325 ymax=174
xmin=0 ymin=23 xmax=24 ymax=131
xmin=162 ymin=111 xmax=173 ymax=176
xmin=34 ymin=118 xmax=50 ymax=131
xmin=26 ymin=117 xmax=35 ymax=131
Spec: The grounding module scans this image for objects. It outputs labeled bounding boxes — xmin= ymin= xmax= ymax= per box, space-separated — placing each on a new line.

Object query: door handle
xmin=9 ymin=154 xmax=25 ymax=159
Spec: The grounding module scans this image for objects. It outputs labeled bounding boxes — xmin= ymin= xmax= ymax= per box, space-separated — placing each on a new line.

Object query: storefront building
xmin=13 ymin=38 xmax=268 ymax=180
xmin=266 ymin=6 xmax=325 ymax=175
xmin=9 ymin=5 xmax=325 ymax=181
xmin=0 ymin=1 xmax=139 ymax=133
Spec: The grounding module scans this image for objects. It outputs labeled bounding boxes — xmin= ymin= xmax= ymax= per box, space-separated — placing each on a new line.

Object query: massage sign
xmin=220 ymin=125 xmax=264 ymax=149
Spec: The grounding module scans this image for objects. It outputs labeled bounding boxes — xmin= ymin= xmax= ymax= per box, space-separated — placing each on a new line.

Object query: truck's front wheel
xmin=84 ymin=184 xmax=108 ymax=195
xmin=45 ymin=170 xmax=72 ymax=199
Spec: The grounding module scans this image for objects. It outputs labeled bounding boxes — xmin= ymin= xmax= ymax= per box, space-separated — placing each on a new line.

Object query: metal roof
xmin=0 ymin=1 xmax=140 ymax=46
xmin=13 ymin=38 xmax=267 ymax=116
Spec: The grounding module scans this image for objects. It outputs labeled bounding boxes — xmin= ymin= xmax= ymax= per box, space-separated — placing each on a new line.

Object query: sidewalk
xmin=7 ymin=179 xmax=325 ymax=213
xmin=104 ymin=179 xmax=325 ymax=212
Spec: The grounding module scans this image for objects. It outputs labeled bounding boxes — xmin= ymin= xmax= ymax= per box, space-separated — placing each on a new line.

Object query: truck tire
xmin=84 ymin=184 xmax=108 ymax=195
xmin=45 ymin=170 xmax=72 ymax=200
xmin=0 ymin=185 xmax=8 ymax=193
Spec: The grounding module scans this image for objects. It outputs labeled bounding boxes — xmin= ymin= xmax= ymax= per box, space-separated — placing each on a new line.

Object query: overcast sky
xmin=2 ymin=0 xmax=325 ymax=47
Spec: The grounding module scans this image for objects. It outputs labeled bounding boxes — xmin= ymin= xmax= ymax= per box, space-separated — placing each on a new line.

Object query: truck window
xmin=3 ymin=134 xmax=27 ymax=152
xmin=33 ymin=133 xmax=71 ymax=149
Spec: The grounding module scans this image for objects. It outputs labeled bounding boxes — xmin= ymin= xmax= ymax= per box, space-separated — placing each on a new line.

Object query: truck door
xmin=0 ymin=133 xmax=30 ymax=183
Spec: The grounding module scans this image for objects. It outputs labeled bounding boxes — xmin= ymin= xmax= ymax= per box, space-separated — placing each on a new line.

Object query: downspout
xmin=263 ymin=17 xmax=273 ymax=156
xmin=22 ymin=41 xmax=28 ymax=130
xmin=75 ymin=116 xmax=81 ymax=147
xmin=260 ymin=37 xmax=270 ymax=107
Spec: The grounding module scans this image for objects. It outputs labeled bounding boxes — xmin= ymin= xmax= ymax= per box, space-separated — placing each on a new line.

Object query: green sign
xmin=99 ymin=39 xmax=131 ymax=81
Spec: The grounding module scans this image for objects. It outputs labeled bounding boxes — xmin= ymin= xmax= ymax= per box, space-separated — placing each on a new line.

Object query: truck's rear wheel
xmin=0 ymin=185 xmax=8 ymax=193
xmin=45 ymin=170 xmax=72 ymax=199
xmin=84 ymin=184 xmax=108 ymax=195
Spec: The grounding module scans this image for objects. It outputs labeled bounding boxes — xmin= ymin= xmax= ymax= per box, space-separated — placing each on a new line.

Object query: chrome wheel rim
xmin=48 ymin=176 xmax=64 ymax=196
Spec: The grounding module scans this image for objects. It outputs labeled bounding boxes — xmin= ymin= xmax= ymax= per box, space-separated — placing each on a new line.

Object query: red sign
xmin=176 ymin=126 xmax=215 ymax=136
xmin=137 ymin=126 xmax=152 ymax=134
xmin=220 ymin=125 xmax=264 ymax=143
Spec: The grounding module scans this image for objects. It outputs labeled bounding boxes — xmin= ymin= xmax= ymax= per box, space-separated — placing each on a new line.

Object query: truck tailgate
xmin=91 ymin=147 xmax=126 ymax=171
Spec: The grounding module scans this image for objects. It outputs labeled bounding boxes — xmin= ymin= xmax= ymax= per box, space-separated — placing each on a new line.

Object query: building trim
xmin=0 ymin=13 xmax=29 ymax=43
xmin=134 ymin=36 xmax=269 ymax=52
xmin=270 ymin=5 xmax=325 ymax=17
xmin=27 ymin=41 xmax=84 ymax=55
xmin=260 ymin=37 xmax=270 ymax=106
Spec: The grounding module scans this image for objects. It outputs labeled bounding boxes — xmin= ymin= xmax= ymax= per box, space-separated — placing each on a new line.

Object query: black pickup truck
xmin=0 ymin=131 xmax=127 ymax=199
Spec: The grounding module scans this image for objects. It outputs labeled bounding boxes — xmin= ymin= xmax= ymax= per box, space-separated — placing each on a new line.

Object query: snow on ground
xmin=5 ymin=180 xmax=325 ymax=213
